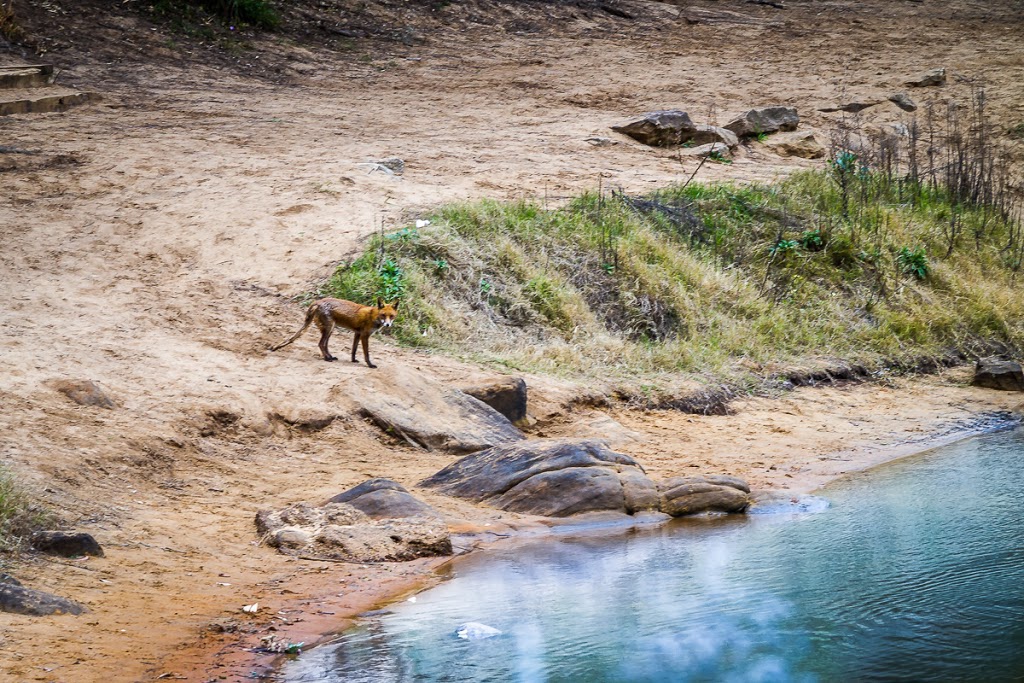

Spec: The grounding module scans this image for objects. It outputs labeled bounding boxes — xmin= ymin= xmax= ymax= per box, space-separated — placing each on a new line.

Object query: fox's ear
xmin=392 ymin=300 xmax=400 ymax=311
xmin=376 ymin=298 xmax=383 ymax=309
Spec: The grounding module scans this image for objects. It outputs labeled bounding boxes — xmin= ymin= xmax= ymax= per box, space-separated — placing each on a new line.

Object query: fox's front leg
xmin=351 ymin=332 xmax=360 ymax=363
xmin=361 ymin=332 xmax=376 ymax=368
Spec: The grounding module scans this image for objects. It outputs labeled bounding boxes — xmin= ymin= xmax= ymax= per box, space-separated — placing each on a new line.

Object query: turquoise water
xmin=284 ymin=428 xmax=1024 ymax=682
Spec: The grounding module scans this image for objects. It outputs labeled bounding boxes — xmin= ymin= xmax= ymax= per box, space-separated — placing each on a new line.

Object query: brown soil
xmin=2 ymin=1 xmax=1024 ymax=681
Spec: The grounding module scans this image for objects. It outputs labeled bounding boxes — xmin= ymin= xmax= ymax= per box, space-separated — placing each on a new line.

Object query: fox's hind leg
xmin=316 ymin=316 xmax=337 ymax=361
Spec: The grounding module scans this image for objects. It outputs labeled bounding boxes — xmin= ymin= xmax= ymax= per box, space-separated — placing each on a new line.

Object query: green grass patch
xmin=317 ymin=166 xmax=1024 ymax=387
xmin=0 ymin=465 xmax=52 ymax=553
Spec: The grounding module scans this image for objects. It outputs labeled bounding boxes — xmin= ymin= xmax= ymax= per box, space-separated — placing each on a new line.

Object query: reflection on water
xmin=284 ymin=429 xmax=1024 ymax=682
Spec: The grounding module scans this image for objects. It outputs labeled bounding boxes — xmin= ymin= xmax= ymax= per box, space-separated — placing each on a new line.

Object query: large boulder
xmin=348 ymin=373 xmax=524 ymax=453
xmin=256 ymin=496 xmax=451 ymax=562
xmin=611 ymin=110 xmax=697 ymax=147
xmin=460 ymin=377 xmax=528 ymax=426
xmin=762 ymin=130 xmax=826 ymax=159
xmin=0 ymin=580 xmax=87 ymax=616
xmin=325 ymin=478 xmax=440 ymax=519
xmin=421 ymin=438 xmax=660 ymax=517
xmin=972 ymin=357 xmax=1024 ymax=392
xmin=31 ymin=531 xmax=104 ymax=558
xmin=724 ymin=106 xmax=799 ymax=138
xmin=659 ymin=476 xmax=751 ymax=516
xmin=888 ymin=92 xmax=917 ymax=112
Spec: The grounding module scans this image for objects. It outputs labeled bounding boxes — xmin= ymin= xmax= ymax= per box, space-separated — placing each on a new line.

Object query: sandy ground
xmin=2 ymin=0 xmax=1024 ymax=681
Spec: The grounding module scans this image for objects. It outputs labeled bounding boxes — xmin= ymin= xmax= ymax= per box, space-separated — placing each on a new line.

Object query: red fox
xmin=271 ymin=298 xmax=399 ymax=368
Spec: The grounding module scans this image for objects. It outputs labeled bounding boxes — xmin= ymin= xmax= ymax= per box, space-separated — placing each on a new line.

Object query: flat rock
xmin=256 ymin=498 xmax=451 ymax=562
xmin=0 ymin=582 xmax=86 ymax=616
xmin=611 ymin=110 xmax=697 ymax=147
xmin=818 ymin=100 xmax=883 ymax=114
xmin=905 ymin=68 xmax=946 ymax=88
xmin=31 ymin=531 xmax=104 ymax=557
xmin=348 ymin=373 xmax=524 ymax=453
xmin=325 ymin=478 xmax=440 ymax=519
xmin=724 ymin=106 xmax=799 ymax=137
xmin=460 ymin=377 xmax=528 ymax=425
xmin=972 ymin=357 xmax=1024 ymax=392
xmin=658 ymin=476 xmax=751 ymax=516
xmin=0 ymin=90 xmax=100 ymax=116
xmin=50 ymin=379 xmax=116 ymax=409
xmin=762 ymin=130 xmax=826 ymax=159
xmin=420 ymin=438 xmax=656 ymax=517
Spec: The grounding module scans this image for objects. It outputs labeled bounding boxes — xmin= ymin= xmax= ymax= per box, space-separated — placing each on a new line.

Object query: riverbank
xmin=163 ymin=366 xmax=1022 ymax=682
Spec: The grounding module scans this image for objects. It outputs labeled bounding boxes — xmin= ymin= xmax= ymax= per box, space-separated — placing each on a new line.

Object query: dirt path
xmin=2 ymin=1 xmax=1024 ymax=681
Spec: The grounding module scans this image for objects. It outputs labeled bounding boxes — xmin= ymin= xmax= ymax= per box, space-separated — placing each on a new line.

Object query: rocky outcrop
xmin=460 ymin=377 xmax=529 ymax=426
xmin=972 ymin=357 xmax=1024 ymax=392
xmin=421 ymin=438 xmax=749 ymax=518
xmin=611 ymin=110 xmax=697 ymax=147
xmin=325 ymin=478 xmax=440 ymax=519
xmin=0 ymin=576 xmax=87 ymax=616
xmin=905 ymin=68 xmax=946 ymax=88
xmin=50 ymin=380 xmax=116 ymax=409
xmin=257 ymin=487 xmax=451 ymax=562
xmin=724 ymin=106 xmax=799 ymax=137
xmin=762 ymin=130 xmax=826 ymax=159
xmin=659 ymin=476 xmax=751 ymax=516
xmin=31 ymin=531 xmax=104 ymax=558
xmin=349 ymin=373 xmax=524 ymax=453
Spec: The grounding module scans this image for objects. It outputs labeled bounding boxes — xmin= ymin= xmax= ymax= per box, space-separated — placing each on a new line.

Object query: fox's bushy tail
xmin=270 ymin=303 xmax=317 ymax=351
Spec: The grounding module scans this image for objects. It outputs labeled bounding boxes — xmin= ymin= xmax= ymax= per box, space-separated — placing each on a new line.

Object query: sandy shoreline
xmin=163 ymin=367 xmax=1023 ymax=683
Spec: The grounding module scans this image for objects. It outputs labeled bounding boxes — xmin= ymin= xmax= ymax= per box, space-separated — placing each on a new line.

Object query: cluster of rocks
xmin=609 ymin=69 xmax=949 ymax=162
xmin=611 ymin=105 xmax=822 ymax=160
xmin=259 ymin=377 xmax=755 ymax=563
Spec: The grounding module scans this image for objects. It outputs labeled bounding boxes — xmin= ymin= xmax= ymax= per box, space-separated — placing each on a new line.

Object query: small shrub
xmin=800 ymin=229 xmax=824 ymax=251
xmin=0 ymin=466 xmax=51 ymax=552
xmin=896 ymin=246 xmax=930 ymax=280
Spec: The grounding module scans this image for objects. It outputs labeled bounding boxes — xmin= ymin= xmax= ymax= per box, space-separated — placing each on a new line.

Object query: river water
xmin=283 ymin=428 xmax=1024 ymax=682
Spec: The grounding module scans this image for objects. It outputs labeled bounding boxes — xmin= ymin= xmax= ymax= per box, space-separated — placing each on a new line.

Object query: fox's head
xmin=374 ymin=299 xmax=400 ymax=329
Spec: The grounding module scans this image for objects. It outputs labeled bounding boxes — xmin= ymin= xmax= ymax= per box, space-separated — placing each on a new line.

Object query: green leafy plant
xmin=707 ymin=150 xmax=732 ymax=164
xmin=896 ymin=246 xmax=930 ymax=280
xmin=433 ymin=258 xmax=449 ymax=273
xmin=769 ymin=238 xmax=799 ymax=256
xmin=800 ymin=229 xmax=824 ymax=251
xmin=379 ymin=259 xmax=406 ymax=300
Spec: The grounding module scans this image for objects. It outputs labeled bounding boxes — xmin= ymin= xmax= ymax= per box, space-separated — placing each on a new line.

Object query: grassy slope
xmin=320 ymin=163 xmax=1024 ymax=395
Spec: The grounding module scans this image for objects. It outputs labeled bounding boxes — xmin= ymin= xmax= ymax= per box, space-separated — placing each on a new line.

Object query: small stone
xmin=762 ymin=130 xmax=826 ymax=159
xmin=272 ymin=527 xmax=313 ymax=549
xmin=460 ymin=377 xmax=528 ymax=425
xmin=888 ymin=92 xmax=918 ymax=112
xmin=724 ymin=106 xmax=799 ymax=137
xmin=31 ymin=531 xmax=104 ymax=558
xmin=689 ymin=124 xmax=740 ymax=148
xmin=972 ymin=357 xmax=1024 ymax=392
xmin=611 ymin=110 xmax=697 ymax=147
xmin=0 ymin=582 xmax=87 ymax=616
xmin=50 ymin=380 xmax=116 ymax=409
xmin=905 ymin=68 xmax=946 ymax=88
